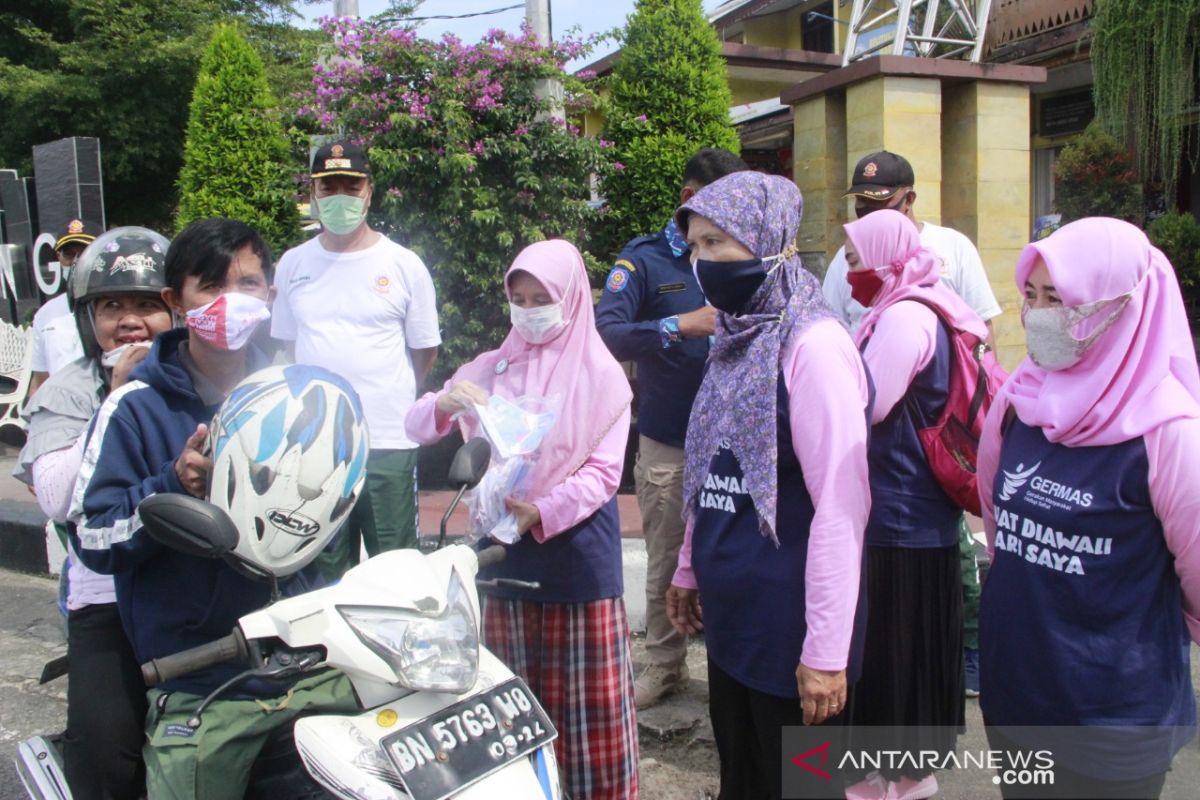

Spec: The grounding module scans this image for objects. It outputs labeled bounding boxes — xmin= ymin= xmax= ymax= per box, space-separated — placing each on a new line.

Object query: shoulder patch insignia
xmin=606 ymin=267 xmax=630 ymax=293
xmin=614 ymin=259 xmax=637 ymax=273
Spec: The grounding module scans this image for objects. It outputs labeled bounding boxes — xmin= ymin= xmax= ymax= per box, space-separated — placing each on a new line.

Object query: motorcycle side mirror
xmin=447 ymin=437 xmax=492 ymax=489
xmin=138 ymin=494 xmax=240 ymax=559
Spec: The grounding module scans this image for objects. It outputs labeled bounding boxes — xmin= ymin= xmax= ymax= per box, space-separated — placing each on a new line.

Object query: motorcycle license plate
xmin=382 ymin=677 xmax=557 ymax=800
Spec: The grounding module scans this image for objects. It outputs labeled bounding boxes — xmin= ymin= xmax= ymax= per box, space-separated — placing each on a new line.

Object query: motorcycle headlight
xmin=339 ymin=569 xmax=479 ymax=693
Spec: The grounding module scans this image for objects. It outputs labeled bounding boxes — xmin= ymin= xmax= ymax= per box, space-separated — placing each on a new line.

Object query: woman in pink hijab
xmin=842 ymin=209 xmax=990 ymax=800
xmin=976 ymin=217 xmax=1200 ymax=798
xmin=405 ymin=239 xmax=638 ymax=799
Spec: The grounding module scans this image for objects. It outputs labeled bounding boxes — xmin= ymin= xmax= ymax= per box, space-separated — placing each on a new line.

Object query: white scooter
xmin=19 ymin=438 xmax=562 ymax=800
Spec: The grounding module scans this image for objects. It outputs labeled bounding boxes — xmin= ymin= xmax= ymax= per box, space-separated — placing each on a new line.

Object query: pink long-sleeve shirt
xmin=860 ymin=300 xmax=939 ymax=424
xmin=672 ymin=318 xmax=872 ymax=671
xmin=977 ymin=397 xmax=1200 ymax=645
xmin=406 ymin=388 xmax=629 ymax=541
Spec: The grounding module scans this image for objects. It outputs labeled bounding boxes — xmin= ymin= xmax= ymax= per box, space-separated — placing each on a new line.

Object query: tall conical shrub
xmin=599 ymin=0 xmax=741 ymax=256
xmin=176 ymin=24 xmax=301 ymax=253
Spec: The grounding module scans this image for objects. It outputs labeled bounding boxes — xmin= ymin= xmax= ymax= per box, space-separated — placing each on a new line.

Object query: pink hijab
xmin=844 ymin=209 xmax=988 ymax=346
xmin=450 ymin=239 xmax=632 ymax=495
xmin=1005 ymin=217 xmax=1200 ymax=446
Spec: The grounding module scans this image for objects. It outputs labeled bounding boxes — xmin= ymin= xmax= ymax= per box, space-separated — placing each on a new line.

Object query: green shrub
xmin=1054 ymin=122 xmax=1142 ymax=225
xmin=1148 ymin=211 xmax=1200 ymax=312
xmin=176 ymin=24 xmax=302 ymax=254
xmin=597 ymin=0 xmax=741 ymax=257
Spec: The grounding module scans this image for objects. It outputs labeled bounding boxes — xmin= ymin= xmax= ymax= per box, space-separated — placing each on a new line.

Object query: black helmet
xmin=69 ymin=226 xmax=170 ymax=358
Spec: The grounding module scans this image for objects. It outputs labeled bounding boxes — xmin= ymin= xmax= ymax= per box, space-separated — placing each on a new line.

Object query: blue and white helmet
xmin=208 ymin=365 xmax=369 ymax=576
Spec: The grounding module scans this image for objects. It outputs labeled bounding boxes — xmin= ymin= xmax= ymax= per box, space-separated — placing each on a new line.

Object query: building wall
xmin=741 ymin=7 xmax=805 ymax=50
xmin=729 ymin=78 xmax=801 ymax=106
xmin=790 ymin=70 xmax=1039 ymax=369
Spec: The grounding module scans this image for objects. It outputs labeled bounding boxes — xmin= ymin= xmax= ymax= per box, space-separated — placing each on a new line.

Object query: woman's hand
xmin=435 ymin=380 xmax=489 ymax=416
xmin=796 ymin=664 xmax=847 ymax=726
xmin=666 ymin=585 xmax=703 ymax=634
xmin=111 ymin=343 xmax=151 ymax=389
xmin=505 ymin=497 xmax=541 ymax=535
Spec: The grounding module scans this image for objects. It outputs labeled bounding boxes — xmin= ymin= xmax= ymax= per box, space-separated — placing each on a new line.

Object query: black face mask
xmin=693 ymin=257 xmax=768 ymax=314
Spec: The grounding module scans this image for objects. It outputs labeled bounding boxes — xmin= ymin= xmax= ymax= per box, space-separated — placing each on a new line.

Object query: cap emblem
xmin=862 ymin=162 xmax=878 ymax=178
xmin=331 ymin=144 xmax=345 ymax=158
xmin=68 ymin=219 xmax=84 ymax=234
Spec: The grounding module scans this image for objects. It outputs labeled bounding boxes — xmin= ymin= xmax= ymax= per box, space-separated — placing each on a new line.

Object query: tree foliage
xmin=303 ymin=19 xmax=612 ymax=378
xmin=1092 ymin=0 xmax=1200 ymax=200
xmin=1148 ymin=210 xmax=1200 ymax=313
xmin=1054 ymin=123 xmax=1143 ymax=224
xmin=0 ymin=0 xmax=316 ymax=231
xmin=597 ymin=0 xmax=740 ymax=257
xmin=177 ymin=24 xmax=301 ymax=254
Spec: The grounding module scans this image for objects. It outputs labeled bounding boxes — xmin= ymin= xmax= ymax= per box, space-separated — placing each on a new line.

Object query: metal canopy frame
xmin=843 ymin=0 xmax=993 ymax=66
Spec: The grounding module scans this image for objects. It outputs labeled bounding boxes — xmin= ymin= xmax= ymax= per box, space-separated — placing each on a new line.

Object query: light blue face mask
xmin=317 ymin=193 xmax=368 ymax=235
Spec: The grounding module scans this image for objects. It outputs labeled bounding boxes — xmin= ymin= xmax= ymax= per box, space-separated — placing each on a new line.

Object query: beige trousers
xmin=634 ymin=434 xmax=688 ymax=667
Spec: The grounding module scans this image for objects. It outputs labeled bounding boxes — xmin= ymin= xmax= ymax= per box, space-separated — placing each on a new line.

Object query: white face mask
xmin=100 ymin=341 xmax=151 ymax=368
xmin=1022 ymin=294 xmax=1131 ymax=371
xmin=185 ymin=293 xmax=271 ymax=351
xmin=511 ymin=302 xmax=566 ymax=344
xmin=509 ymin=269 xmax=574 ymax=345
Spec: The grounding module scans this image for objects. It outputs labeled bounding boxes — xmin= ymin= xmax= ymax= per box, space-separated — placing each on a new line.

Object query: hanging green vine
xmin=1091 ymin=0 xmax=1200 ymax=202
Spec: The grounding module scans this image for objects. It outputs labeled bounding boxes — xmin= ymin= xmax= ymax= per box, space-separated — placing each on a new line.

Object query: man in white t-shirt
xmin=821 ymin=150 xmax=996 ymax=700
xmin=272 ymin=140 xmax=441 ymax=580
xmin=822 ymin=151 xmax=1002 ymax=338
xmin=28 ymin=219 xmax=100 ymax=396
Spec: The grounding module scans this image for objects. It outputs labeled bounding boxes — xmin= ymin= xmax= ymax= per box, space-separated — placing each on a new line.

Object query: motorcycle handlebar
xmin=142 ymin=629 xmax=249 ymax=688
xmin=476 ymin=545 xmax=507 ymax=569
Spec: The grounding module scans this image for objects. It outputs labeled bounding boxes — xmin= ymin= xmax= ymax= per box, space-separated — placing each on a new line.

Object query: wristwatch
xmin=660 ymin=315 xmax=682 ymax=348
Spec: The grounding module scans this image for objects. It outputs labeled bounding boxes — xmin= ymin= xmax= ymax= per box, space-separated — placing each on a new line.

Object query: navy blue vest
xmin=478 ymin=497 xmax=623 ymax=604
xmin=691 ymin=379 xmax=868 ymax=697
xmin=980 ymin=419 xmax=1196 ymax=777
xmin=863 ymin=320 xmax=960 ymax=548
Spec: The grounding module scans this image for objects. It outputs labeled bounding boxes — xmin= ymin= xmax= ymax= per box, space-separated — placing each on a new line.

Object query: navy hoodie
xmin=70 ymin=328 xmax=298 ymax=698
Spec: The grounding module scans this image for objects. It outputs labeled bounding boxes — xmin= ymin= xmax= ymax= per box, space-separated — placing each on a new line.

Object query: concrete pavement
xmin=4 ymin=566 xmax=1200 ymax=799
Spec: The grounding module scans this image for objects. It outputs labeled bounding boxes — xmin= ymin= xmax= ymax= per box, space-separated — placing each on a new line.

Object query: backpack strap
xmin=966 ymin=340 xmax=989 ymax=426
xmin=1001 ymin=404 xmax=1018 ymax=435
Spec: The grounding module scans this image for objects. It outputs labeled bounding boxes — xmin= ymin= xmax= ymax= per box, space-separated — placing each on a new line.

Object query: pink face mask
xmin=185 ymin=293 xmax=270 ymax=351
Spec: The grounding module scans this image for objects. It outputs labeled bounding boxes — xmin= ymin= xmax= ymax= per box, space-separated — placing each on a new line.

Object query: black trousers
xmin=64 ymin=602 xmax=147 ymax=800
xmin=708 ymin=656 xmax=850 ymax=800
xmin=985 ymin=726 xmax=1167 ymax=800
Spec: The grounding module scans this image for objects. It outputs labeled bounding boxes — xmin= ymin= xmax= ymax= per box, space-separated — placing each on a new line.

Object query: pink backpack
xmin=909 ymin=300 xmax=1008 ymax=515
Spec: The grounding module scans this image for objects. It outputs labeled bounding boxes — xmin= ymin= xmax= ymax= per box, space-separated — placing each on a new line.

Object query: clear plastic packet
xmin=473 ymin=394 xmax=557 ymax=459
xmin=463 ymin=395 xmax=559 ymax=544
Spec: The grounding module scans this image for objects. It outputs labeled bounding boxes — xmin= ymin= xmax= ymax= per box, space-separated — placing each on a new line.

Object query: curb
xmin=0 ymin=500 xmax=50 ymax=575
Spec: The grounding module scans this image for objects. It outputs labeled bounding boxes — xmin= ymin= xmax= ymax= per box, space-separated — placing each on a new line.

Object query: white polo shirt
xmin=30 ymin=293 xmax=84 ymax=374
xmin=822 ymin=220 xmax=1003 ymax=334
xmin=272 ymin=234 xmax=442 ymax=450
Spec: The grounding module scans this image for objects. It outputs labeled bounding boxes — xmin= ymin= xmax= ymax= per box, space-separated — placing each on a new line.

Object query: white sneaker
xmin=634 ymin=662 xmax=689 ymax=709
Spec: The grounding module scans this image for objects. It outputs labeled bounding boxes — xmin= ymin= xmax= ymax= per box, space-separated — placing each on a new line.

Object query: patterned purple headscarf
xmin=676 ymin=172 xmax=838 ymax=546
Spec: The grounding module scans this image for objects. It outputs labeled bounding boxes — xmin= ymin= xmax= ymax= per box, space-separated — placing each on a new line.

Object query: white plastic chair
xmin=0 ymin=319 xmax=33 ymax=443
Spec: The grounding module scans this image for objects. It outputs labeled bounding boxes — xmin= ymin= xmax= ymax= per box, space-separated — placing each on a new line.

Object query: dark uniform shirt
xmin=595 ymin=220 xmax=708 ymax=448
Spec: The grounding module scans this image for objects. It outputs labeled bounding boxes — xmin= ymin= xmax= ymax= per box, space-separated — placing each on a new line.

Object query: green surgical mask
xmin=317 ymin=193 xmax=368 ymax=236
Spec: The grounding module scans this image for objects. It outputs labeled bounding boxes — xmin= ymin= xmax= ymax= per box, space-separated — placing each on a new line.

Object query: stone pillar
xmin=846 ymin=75 xmax=942 ymax=226
xmin=942 ymin=81 xmax=1033 ymax=370
xmin=782 ymin=57 xmax=1044 ymax=363
xmin=793 ymin=92 xmax=846 ymax=273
